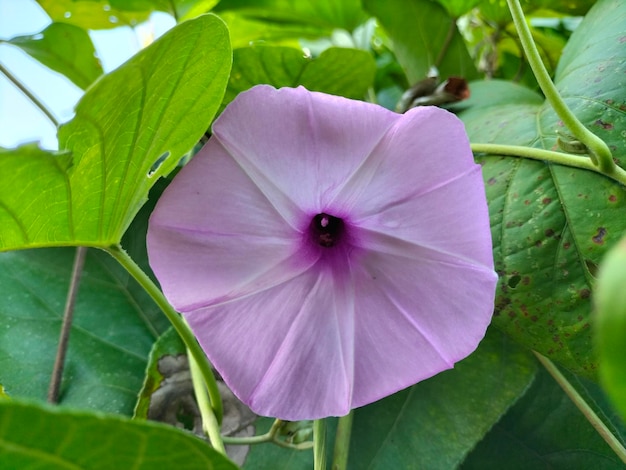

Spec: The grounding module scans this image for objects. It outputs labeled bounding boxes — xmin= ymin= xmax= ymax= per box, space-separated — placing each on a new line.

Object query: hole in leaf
xmin=148 ymin=151 xmax=170 ymax=177
xmin=508 ymin=274 xmax=522 ymax=289
xmin=585 ymin=259 xmax=599 ymax=279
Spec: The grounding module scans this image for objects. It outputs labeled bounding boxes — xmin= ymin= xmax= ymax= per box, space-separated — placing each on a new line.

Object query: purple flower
xmin=147 ymin=85 xmax=497 ymax=420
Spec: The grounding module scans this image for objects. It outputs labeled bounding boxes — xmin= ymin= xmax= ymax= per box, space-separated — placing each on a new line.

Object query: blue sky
xmin=0 ymin=0 xmax=173 ymax=149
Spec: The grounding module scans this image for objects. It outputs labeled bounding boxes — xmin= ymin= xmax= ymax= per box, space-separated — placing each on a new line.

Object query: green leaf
xmin=215 ymin=0 xmax=367 ymax=32
xmin=0 ymin=14 xmax=231 ymax=251
xmin=595 ymin=235 xmax=626 ymax=421
xmin=36 ymin=0 xmax=157 ymax=29
xmin=435 ymin=0 xmax=484 ymax=17
xmin=225 ymin=45 xmax=376 ymax=106
xmin=460 ymin=0 xmax=626 ymax=378
xmin=0 ymin=400 xmax=237 ymax=469
xmin=0 ymin=247 xmax=168 ymax=414
xmin=6 ymin=23 xmax=103 ymax=90
xmin=345 ymin=329 xmax=536 ymax=469
xmin=363 ymin=0 xmax=478 ymax=85
xmin=462 ymin=367 xmax=626 ymax=468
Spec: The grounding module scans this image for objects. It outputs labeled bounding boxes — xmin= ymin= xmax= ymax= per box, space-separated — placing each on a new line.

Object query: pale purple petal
xmin=349 ymin=243 xmax=496 ymax=407
xmin=184 ymin=263 xmax=355 ymax=420
xmin=147 ymin=140 xmax=313 ymax=312
xmin=147 ymin=85 xmax=498 ymax=420
xmin=212 ymin=85 xmax=399 ymax=225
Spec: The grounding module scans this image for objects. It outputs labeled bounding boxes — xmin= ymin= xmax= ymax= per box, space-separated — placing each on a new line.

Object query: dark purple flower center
xmin=310 ymin=213 xmax=344 ymax=248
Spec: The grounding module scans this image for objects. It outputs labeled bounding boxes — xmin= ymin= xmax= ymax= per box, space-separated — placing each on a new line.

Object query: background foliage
xmin=1 ymin=0 xmax=625 ymax=468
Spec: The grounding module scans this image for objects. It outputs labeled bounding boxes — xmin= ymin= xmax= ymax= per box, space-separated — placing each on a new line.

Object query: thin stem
xmin=188 ymin=348 xmax=226 ymax=455
xmin=0 ymin=61 xmax=60 ymax=128
xmin=470 ymin=143 xmax=626 ymax=187
xmin=222 ymin=419 xmax=284 ymax=446
xmin=314 ymin=419 xmax=327 ymax=470
xmin=48 ymin=247 xmax=87 ymax=403
xmin=331 ymin=412 xmax=353 ymax=470
xmin=506 ymin=0 xmax=614 ymax=174
xmin=534 ymin=352 xmax=626 ymax=464
xmin=106 ymin=245 xmax=223 ymax=423
xmin=222 ymin=419 xmax=314 ymax=450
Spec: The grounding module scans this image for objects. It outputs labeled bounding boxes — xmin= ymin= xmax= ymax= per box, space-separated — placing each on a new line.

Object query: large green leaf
xmin=225 ymin=46 xmax=376 ymax=105
xmin=460 ymin=0 xmax=626 ymax=378
xmin=0 ymin=400 xmax=237 ymax=469
xmin=363 ymin=0 xmax=478 ymax=85
xmin=0 ymin=14 xmax=231 ymax=251
xmin=5 ymin=23 xmax=103 ymax=90
xmin=0 ymin=247 xmax=168 ymax=414
xmin=346 ymin=329 xmax=536 ymax=469
xmin=462 ymin=367 xmax=626 ymax=469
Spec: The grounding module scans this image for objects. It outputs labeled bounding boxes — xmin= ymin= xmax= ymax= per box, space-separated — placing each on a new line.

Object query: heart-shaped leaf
xmin=460 ymin=0 xmax=626 ymax=377
xmin=0 ymin=14 xmax=231 ymax=252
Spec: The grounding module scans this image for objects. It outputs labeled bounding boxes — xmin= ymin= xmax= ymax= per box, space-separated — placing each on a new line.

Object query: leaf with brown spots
xmin=461 ymin=0 xmax=626 ymax=378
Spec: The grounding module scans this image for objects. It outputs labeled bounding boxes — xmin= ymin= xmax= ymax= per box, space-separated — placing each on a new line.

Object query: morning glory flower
xmin=147 ymin=85 xmax=497 ymax=420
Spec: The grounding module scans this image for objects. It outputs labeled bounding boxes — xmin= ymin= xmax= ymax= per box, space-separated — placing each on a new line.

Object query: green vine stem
xmin=331 ymin=412 xmax=354 ymax=470
xmin=471 ymin=143 xmax=626 ymax=187
xmin=314 ymin=419 xmax=328 ymax=470
xmin=188 ymin=347 xmax=226 ymax=455
xmin=0 ymin=61 xmax=60 ymax=128
xmin=106 ymin=245 xmax=224 ymax=425
xmin=221 ymin=419 xmax=314 ymax=450
xmin=534 ymin=352 xmax=626 ymax=464
xmin=506 ymin=0 xmax=615 ymax=174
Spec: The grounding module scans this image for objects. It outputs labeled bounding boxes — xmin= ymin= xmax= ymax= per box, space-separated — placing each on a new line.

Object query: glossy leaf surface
xmin=0 ymin=14 xmax=231 ymax=251
xmin=460 ymin=0 xmax=626 ymax=377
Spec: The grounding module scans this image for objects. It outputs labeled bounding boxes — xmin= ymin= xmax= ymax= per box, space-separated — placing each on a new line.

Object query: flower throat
xmin=310 ymin=213 xmax=344 ymax=247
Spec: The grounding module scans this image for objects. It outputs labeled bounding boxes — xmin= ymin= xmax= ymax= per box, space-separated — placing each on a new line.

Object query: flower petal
xmin=147 ymin=85 xmax=498 ymax=420
xmin=355 ymin=163 xmax=495 ymax=269
xmin=349 ymin=245 xmax=497 ymax=408
xmin=334 ymin=105 xmax=478 ymax=216
xmin=184 ymin=263 xmax=356 ymax=420
xmin=147 ymin=139 xmax=311 ymax=312
xmin=212 ymin=85 xmax=399 ymax=224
